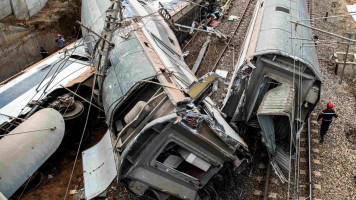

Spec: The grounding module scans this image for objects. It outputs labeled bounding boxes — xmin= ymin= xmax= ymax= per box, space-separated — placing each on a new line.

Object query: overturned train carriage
xmin=222 ymin=0 xmax=322 ymax=180
xmin=81 ymin=0 xmax=249 ymax=199
xmin=0 ymin=43 xmax=94 ymax=198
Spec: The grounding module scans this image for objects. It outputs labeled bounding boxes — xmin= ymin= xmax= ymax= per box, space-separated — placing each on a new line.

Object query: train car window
xmin=275 ymin=6 xmax=290 ymax=14
xmin=155 ymin=142 xmax=210 ymax=179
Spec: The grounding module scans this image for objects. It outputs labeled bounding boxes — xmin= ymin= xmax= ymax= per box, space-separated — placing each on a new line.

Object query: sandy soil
xmin=1 ymin=0 xmax=82 ymax=40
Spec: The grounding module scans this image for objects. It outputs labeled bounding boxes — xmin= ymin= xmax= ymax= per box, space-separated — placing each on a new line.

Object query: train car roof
xmin=254 ymin=0 xmax=322 ymax=80
xmin=82 ymin=0 xmax=197 ymax=122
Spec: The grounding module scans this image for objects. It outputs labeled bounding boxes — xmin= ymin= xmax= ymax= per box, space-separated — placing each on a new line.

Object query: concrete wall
xmin=10 ymin=0 xmax=30 ymax=19
xmin=0 ymin=23 xmax=59 ymax=81
xmin=0 ymin=23 xmax=28 ymax=46
xmin=26 ymin=0 xmax=47 ymax=17
xmin=0 ymin=0 xmax=12 ymax=20
xmin=0 ymin=0 xmax=48 ymax=20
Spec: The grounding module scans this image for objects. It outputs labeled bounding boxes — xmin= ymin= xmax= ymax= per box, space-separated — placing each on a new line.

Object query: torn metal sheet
xmin=82 ymin=130 xmax=117 ymax=200
xmin=257 ymin=83 xmax=294 ymax=153
xmin=215 ymin=69 xmax=228 ymax=79
xmin=0 ymin=108 xmax=65 ymax=198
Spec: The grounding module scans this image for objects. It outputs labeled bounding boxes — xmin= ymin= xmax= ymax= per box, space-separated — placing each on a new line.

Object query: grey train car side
xmin=222 ymin=0 xmax=322 ymax=180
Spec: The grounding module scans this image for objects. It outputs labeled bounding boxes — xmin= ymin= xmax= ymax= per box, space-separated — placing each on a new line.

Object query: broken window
xmin=155 ymin=142 xmax=211 ymax=179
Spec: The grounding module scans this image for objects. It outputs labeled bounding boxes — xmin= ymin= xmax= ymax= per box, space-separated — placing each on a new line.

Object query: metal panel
xmin=257 ymin=84 xmax=294 ymax=153
xmin=257 ymin=115 xmax=276 ymax=152
xmin=0 ymin=0 xmax=12 ymax=20
xmin=0 ymin=108 xmax=65 ymax=198
xmin=254 ymin=0 xmax=322 ymax=80
xmin=82 ymin=130 xmax=117 ymax=200
xmin=257 ymin=84 xmax=294 ymax=116
xmin=102 ymin=33 xmax=156 ymax=122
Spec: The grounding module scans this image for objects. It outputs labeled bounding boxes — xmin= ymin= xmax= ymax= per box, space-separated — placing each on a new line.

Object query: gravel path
xmin=309 ymin=0 xmax=356 ymax=199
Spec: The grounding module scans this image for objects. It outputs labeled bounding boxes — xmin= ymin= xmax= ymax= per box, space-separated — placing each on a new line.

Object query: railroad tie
xmin=313 ymin=171 xmax=322 ymax=177
xmin=253 ymin=190 xmax=263 ymax=196
xmin=268 ymin=192 xmax=278 ymax=199
xmin=313 ymin=159 xmax=321 ymax=164
xmin=311 ymin=113 xmax=318 ymax=118
xmin=311 ymin=129 xmax=318 ymax=134
xmin=312 ymin=138 xmax=320 ymax=144
xmin=312 ymin=148 xmax=320 ymax=153
xmin=311 ymin=120 xmax=318 ymax=126
xmin=313 ymin=184 xmax=322 ymax=190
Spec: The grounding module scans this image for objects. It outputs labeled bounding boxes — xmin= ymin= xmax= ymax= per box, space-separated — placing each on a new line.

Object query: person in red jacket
xmin=317 ymin=102 xmax=338 ymax=143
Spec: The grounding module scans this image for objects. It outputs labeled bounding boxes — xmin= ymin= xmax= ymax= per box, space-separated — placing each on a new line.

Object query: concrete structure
xmin=0 ymin=0 xmax=48 ymax=20
xmin=0 ymin=0 xmax=12 ymax=20
xmin=334 ymin=52 xmax=356 ymax=76
xmin=0 ymin=23 xmax=59 ymax=82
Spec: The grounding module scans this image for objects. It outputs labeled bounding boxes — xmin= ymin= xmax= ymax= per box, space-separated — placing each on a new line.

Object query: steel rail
xmin=307 ymin=117 xmax=312 ymax=200
xmin=211 ymin=0 xmax=253 ymax=72
xmin=263 ymin=163 xmax=271 ymax=200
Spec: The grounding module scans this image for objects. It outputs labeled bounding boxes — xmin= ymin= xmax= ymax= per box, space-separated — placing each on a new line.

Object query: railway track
xmin=251 ymin=114 xmax=325 ymax=200
xmin=211 ymin=0 xmax=254 ymax=72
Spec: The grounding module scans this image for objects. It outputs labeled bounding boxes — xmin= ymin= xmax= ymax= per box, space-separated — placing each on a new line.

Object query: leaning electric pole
xmin=78 ymin=0 xmax=123 ymax=104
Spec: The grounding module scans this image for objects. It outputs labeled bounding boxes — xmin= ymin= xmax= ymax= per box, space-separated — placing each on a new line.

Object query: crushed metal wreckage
xmin=0 ymin=0 xmax=323 ymax=199
xmin=80 ymin=0 xmax=250 ymax=199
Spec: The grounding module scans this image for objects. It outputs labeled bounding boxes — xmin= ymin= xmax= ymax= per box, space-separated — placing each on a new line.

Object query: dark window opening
xmin=276 ymin=6 xmax=290 ymax=14
xmin=168 ymin=37 xmax=175 ymax=45
xmin=156 ymin=142 xmax=210 ymax=179
xmin=70 ymin=55 xmax=90 ymax=62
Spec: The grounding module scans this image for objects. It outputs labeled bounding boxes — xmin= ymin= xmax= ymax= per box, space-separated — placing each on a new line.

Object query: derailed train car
xmin=222 ymin=0 xmax=322 ymax=180
xmin=0 ymin=43 xmax=95 ymax=198
xmin=81 ymin=0 xmax=250 ymax=199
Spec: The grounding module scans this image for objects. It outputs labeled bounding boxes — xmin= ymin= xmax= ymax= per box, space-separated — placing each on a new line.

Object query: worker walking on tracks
xmin=318 ymin=102 xmax=338 ymax=143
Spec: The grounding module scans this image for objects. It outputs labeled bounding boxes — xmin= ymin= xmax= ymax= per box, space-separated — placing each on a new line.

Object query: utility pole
xmin=340 ymin=43 xmax=350 ymax=84
xmin=78 ymin=0 xmax=123 ymax=104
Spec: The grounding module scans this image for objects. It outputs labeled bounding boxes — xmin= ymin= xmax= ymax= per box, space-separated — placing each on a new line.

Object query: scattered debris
xmin=228 ymin=15 xmax=238 ymax=21
xmin=69 ymin=190 xmax=77 ymax=195
xmin=192 ymin=36 xmax=211 ymax=74
xmin=215 ymin=69 xmax=229 ymax=79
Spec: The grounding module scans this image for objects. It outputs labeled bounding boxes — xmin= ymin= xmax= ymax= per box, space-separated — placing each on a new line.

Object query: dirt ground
xmin=18 ymin=122 xmax=107 ymax=200
xmin=2 ymin=0 xmax=82 ymax=40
